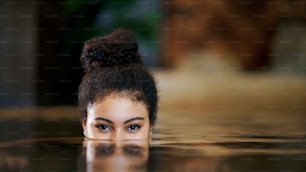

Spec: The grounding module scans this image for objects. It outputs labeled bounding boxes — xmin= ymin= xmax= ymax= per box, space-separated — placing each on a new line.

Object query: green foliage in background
xmin=61 ymin=0 xmax=160 ymax=50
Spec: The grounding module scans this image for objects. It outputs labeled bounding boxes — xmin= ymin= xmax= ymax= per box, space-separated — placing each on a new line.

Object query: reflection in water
xmin=81 ymin=139 xmax=149 ymax=172
xmin=0 ymin=151 xmax=29 ymax=171
xmin=81 ymin=139 xmax=227 ymax=172
xmin=0 ymin=136 xmax=305 ymax=171
xmin=148 ymin=146 xmax=226 ymax=172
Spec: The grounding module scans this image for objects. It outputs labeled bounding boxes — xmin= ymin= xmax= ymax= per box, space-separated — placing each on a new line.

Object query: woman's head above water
xmin=78 ymin=29 xmax=158 ymax=140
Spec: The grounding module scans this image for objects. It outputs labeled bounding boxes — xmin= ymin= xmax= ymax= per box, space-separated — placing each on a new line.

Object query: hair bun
xmin=80 ymin=28 xmax=143 ymax=71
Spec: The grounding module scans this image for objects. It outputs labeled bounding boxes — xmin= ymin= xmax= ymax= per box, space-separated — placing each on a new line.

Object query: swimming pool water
xmin=0 ymin=108 xmax=305 ymax=172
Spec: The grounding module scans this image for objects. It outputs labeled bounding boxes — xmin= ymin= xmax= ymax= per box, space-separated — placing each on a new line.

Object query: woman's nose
xmin=111 ymin=129 xmax=124 ymax=140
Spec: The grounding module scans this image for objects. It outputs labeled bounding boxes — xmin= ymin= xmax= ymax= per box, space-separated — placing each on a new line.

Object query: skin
xmin=82 ymin=93 xmax=152 ymax=140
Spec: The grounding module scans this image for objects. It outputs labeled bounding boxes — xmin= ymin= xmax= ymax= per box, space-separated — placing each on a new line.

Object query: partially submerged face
xmin=82 ymin=93 xmax=151 ymax=140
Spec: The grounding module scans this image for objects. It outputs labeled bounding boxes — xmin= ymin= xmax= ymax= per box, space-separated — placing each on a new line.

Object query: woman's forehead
xmin=87 ymin=95 xmax=149 ymax=122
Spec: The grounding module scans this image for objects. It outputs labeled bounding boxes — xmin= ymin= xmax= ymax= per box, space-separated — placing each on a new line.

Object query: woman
xmin=78 ymin=29 xmax=158 ymax=140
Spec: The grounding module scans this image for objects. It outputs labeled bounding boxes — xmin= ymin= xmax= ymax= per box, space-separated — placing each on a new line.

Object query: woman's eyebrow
xmin=95 ymin=117 xmax=113 ymax=124
xmin=124 ymin=117 xmax=144 ymax=124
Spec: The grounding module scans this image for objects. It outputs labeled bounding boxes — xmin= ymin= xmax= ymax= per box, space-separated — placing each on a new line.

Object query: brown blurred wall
xmin=162 ymin=0 xmax=306 ymax=70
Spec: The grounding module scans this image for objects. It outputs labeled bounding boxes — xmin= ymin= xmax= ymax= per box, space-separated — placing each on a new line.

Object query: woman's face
xmin=82 ymin=93 xmax=151 ymax=140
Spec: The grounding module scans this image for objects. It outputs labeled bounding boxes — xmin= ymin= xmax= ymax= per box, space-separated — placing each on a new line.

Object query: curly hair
xmin=78 ymin=29 xmax=158 ymax=125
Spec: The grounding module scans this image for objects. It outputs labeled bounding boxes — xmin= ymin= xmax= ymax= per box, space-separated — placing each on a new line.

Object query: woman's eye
xmin=128 ymin=124 xmax=141 ymax=131
xmin=96 ymin=124 xmax=111 ymax=132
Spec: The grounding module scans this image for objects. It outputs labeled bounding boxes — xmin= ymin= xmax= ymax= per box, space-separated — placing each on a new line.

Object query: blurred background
xmin=0 ymin=0 xmax=306 ymax=140
xmin=1 ymin=0 xmax=306 ymax=107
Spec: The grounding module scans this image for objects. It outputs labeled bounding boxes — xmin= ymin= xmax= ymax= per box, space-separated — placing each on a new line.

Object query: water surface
xmin=0 ymin=108 xmax=305 ymax=171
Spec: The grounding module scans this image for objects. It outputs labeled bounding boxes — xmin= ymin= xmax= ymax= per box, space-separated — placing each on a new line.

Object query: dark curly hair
xmin=78 ymin=29 xmax=158 ymax=125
